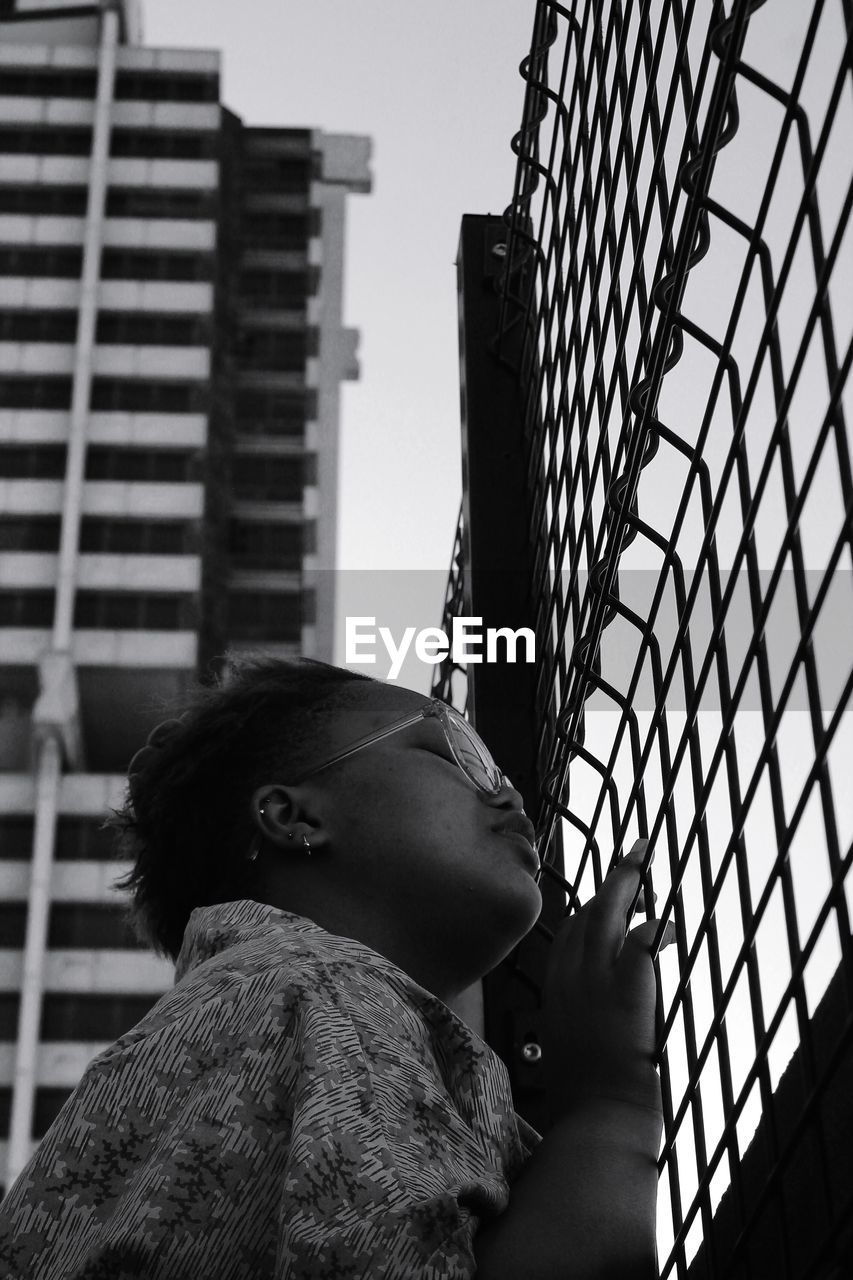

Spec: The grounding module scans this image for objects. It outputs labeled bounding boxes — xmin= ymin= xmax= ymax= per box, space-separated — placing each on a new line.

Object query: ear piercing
xmin=246 ymin=823 xmax=312 ymax=862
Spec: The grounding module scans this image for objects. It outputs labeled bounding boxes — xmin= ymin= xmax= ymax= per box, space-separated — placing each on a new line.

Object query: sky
xmin=143 ymin=0 xmax=535 ymax=585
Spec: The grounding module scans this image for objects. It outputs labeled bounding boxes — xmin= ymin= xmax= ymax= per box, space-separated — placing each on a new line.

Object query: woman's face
xmin=260 ymin=681 xmax=543 ymax=998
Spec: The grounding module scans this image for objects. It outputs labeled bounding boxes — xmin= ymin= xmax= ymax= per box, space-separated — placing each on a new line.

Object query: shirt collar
xmin=173 ymin=898 xmax=322 ymax=982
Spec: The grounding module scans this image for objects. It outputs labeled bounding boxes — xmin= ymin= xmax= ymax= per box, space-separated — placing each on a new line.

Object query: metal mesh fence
xmin=437 ymin=1 xmax=852 ymax=1274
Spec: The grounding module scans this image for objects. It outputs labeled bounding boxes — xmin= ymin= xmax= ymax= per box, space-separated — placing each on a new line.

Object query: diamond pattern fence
xmin=435 ymin=2 xmax=853 ymax=1274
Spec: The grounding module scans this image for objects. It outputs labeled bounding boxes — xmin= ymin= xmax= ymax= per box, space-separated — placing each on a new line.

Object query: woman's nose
xmin=484 ymin=775 xmax=526 ymax=811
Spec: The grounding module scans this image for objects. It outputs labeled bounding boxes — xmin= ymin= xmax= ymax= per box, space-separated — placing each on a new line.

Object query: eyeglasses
xmin=289 ymin=698 xmax=507 ymax=795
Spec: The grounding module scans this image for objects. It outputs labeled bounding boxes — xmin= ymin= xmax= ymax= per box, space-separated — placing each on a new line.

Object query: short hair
xmin=108 ymin=656 xmax=374 ymax=961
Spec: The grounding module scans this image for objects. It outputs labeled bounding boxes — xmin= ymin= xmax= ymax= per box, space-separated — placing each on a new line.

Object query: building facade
xmin=0 ymin=0 xmax=371 ymax=1188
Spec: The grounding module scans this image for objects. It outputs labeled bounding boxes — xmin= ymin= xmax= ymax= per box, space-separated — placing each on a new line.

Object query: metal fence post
xmin=455 ymin=213 xmax=563 ymax=1131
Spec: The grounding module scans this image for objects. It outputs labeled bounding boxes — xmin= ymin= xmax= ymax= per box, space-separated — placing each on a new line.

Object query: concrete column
xmin=4 ymin=6 xmax=118 ymax=1192
xmin=53 ymin=4 xmax=117 ymax=647
xmin=304 ymin=181 xmax=346 ymax=664
xmin=5 ymin=735 xmax=62 ymax=1185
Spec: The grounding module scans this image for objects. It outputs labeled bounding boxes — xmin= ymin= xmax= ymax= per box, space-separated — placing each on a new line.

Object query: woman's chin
xmin=489 ymin=874 xmax=544 ymax=955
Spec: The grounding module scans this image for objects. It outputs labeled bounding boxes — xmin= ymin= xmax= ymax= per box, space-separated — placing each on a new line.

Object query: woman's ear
xmin=249 ymin=783 xmax=329 ymax=852
xmin=250 ymin=784 xmax=294 ymax=843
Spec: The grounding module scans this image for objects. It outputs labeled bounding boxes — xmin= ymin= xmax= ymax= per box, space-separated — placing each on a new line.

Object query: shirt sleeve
xmin=275 ymin=962 xmax=518 ymax=1279
xmin=0 ymin=956 xmax=523 ymax=1280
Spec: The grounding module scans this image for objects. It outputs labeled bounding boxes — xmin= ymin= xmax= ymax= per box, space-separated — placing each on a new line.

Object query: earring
xmin=246 ymin=834 xmax=260 ymax=863
xmin=302 ymin=834 xmax=312 ymax=857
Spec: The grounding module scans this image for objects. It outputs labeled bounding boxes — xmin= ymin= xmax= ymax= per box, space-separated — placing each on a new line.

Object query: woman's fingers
xmin=551 ymin=839 xmax=673 ymax=977
xmin=585 ymin=839 xmax=653 ymax=963
xmin=548 ymin=902 xmax=588 ymax=975
xmin=623 ymin=917 xmax=676 ymax=952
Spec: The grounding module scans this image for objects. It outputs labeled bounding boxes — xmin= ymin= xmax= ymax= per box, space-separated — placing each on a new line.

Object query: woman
xmin=0 ymin=656 xmax=669 ymax=1278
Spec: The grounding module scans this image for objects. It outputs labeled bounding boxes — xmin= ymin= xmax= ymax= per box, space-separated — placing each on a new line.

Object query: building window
xmin=227 ymin=519 xmax=303 ymax=570
xmin=241 ymin=156 xmax=313 ymax=194
xmin=0 ymin=247 xmax=82 ymax=277
xmin=225 ymin=591 xmax=303 ymax=642
xmin=79 ymin=518 xmax=197 ymax=555
xmin=0 ymin=377 xmax=72 ymax=409
xmin=100 ymin=249 xmax=212 ymax=282
xmin=0 ymin=819 xmax=122 ymax=862
xmin=73 ymin=591 xmax=197 ymax=630
xmin=96 ymin=311 xmax=210 ymax=346
xmin=105 ymin=187 xmax=215 ymax=220
xmin=233 ymin=387 xmax=315 ymax=437
xmin=0 ymin=127 xmax=92 ymax=155
xmin=231 ymin=454 xmax=309 ymax=503
xmin=0 ymin=994 xmax=19 ymax=1038
xmin=55 ymin=817 xmax=119 ymax=861
xmin=89 ymin=379 xmax=208 ymax=414
xmin=0 ymin=516 xmax=62 ymax=551
xmin=0 ymin=591 xmax=54 ymax=627
xmin=0 ymin=445 xmax=66 ymax=479
xmin=0 ymin=69 xmax=97 ymax=97
xmin=0 ymin=305 xmax=209 ymax=347
xmin=0 ymin=817 xmax=35 ymax=860
xmin=0 ymin=1086 xmax=73 ymax=1141
xmin=230 ymin=453 xmax=313 ymax=501
xmin=114 ymin=72 xmax=218 ymax=103
xmin=238 ymin=208 xmax=319 ymax=249
xmin=32 ymin=1088 xmax=73 ymax=1139
xmin=110 ymin=129 xmax=218 ymax=161
xmin=0 ymin=904 xmax=26 ymax=946
xmin=0 ymin=185 xmax=88 ymax=216
xmin=48 ymin=904 xmax=144 ymax=949
xmin=0 ymin=310 xmax=78 ymax=343
xmin=238 ymin=267 xmax=316 ymax=307
xmin=40 ymin=994 xmax=160 ymax=1041
xmin=244 ymin=129 xmax=313 ymax=151
xmin=85 ymin=447 xmax=201 ymax=483
xmin=235 ymin=327 xmax=315 ymax=373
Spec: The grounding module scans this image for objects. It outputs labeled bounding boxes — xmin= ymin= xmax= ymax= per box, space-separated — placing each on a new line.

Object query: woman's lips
xmin=495 ymin=828 xmax=541 ymax=874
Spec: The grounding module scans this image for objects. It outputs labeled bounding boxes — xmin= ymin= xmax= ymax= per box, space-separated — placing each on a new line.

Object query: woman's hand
xmin=475 ymin=839 xmax=672 ymax=1277
xmin=543 ymin=838 xmax=673 ymax=1120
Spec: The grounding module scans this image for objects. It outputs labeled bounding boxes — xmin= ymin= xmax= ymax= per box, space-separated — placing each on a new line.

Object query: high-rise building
xmin=0 ymin=0 xmax=371 ymax=1188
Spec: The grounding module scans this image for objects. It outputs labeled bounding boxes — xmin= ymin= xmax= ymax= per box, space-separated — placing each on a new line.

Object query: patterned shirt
xmin=0 ymin=899 xmax=540 ymax=1279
